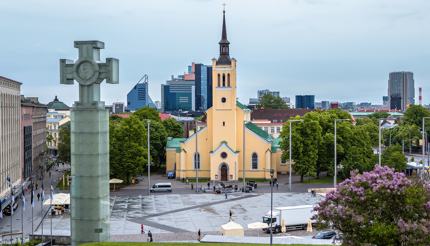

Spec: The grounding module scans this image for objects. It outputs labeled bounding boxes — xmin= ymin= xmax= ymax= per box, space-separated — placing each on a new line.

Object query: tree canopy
xmin=257 ymin=94 xmax=288 ymax=109
xmin=381 ymin=144 xmax=407 ymax=171
xmin=57 ymin=122 xmax=71 ymax=163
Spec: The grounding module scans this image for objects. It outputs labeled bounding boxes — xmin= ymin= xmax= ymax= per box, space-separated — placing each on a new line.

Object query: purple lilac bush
xmin=314 ymin=165 xmax=430 ymax=245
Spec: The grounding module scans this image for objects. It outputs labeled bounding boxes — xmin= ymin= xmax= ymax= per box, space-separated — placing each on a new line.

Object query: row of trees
xmin=279 ymin=108 xmax=420 ymax=182
xmin=58 ymin=107 xmax=183 ymax=184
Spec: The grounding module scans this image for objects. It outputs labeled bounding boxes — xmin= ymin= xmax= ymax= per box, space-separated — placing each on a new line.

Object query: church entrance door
xmin=220 ymin=163 xmax=228 ymax=181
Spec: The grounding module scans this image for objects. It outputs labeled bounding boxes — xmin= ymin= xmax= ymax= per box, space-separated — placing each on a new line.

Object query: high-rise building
xmin=388 ymin=72 xmax=415 ymax=111
xmin=127 ymin=75 xmax=155 ymax=111
xmin=321 ymin=101 xmax=330 ymax=110
xmin=21 ymin=96 xmax=47 ymax=178
xmin=161 ymin=75 xmax=195 ymax=112
xmin=194 ymin=63 xmax=213 ymax=111
xmin=0 ymin=76 xmax=22 ymax=200
xmin=382 ymin=96 xmax=389 ymax=107
xmin=295 ymin=95 xmax=315 ymax=109
xmin=112 ymin=102 xmax=124 ymax=114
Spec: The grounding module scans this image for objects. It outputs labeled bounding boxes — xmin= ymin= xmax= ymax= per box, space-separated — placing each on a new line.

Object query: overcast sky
xmin=1 ymin=0 xmax=429 ymax=106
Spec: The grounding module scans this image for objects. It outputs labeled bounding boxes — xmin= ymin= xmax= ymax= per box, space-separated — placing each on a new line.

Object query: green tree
xmin=356 ymin=117 xmax=379 ymax=146
xmin=134 ymin=107 xmax=160 ymax=122
xmin=257 ymin=94 xmax=288 ymax=109
xmin=340 ymin=126 xmax=375 ymax=178
xmin=162 ymin=118 xmax=183 ymax=138
xmin=382 ymin=144 xmax=407 ymax=171
xmin=281 ymin=118 xmax=322 ymax=182
xmin=57 ymin=122 xmax=71 ymax=163
xmin=403 ymin=105 xmax=430 ymax=127
xmin=146 ymin=120 xmax=168 ymax=169
xmin=110 ymin=116 xmax=147 ymax=184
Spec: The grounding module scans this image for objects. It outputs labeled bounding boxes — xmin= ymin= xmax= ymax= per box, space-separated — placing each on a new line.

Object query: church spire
xmin=217 ymin=7 xmax=231 ymax=65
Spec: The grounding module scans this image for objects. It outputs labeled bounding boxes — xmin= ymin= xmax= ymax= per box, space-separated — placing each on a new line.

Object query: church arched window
xmin=252 ymin=153 xmax=258 ymax=169
xmin=222 ymin=74 xmax=226 ymax=87
xmin=194 ymin=152 xmax=200 ymax=170
xmin=217 ymin=74 xmax=221 ymax=87
xmin=227 ymin=73 xmax=231 ymax=87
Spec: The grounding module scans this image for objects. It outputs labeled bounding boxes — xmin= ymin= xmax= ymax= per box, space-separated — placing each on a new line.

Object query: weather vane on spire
xmin=223 ymin=3 xmax=226 ymax=12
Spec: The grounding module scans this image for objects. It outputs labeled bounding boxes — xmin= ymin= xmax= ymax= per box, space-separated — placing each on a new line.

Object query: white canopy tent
xmin=43 ymin=193 xmax=70 ymax=206
xmin=109 ymin=178 xmax=124 ymax=190
xmin=221 ymin=221 xmax=244 ymax=237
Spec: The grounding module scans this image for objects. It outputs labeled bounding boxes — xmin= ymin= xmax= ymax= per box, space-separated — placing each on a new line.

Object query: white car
xmin=150 ymin=183 xmax=172 ymax=192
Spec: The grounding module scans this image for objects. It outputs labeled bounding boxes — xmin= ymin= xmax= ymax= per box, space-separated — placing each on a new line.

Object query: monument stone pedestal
xmin=71 ymin=103 xmax=110 ymax=244
xmin=60 ymin=40 xmax=119 ymax=245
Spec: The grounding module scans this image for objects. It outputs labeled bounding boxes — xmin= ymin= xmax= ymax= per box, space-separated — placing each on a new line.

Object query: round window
xmin=221 ymin=97 xmax=227 ymax=103
xmin=221 ymin=152 xmax=228 ymax=159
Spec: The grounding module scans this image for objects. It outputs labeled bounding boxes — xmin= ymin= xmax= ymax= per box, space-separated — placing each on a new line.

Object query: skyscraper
xmin=127 ymin=74 xmax=155 ymax=111
xmin=194 ymin=63 xmax=213 ymax=111
xmin=388 ymin=72 xmax=415 ymax=111
xmin=161 ymin=75 xmax=195 ymax=112
xmin=295 ymin=95 xmax=315 ymax=109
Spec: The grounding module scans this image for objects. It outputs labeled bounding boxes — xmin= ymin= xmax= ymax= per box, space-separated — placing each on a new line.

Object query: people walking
xmin=198 ymin=229 xmax=201 ymax=241
xmin=229 ymin=210 xmax=232 ymax=220
xmin=148 ymin=230 xmax=153 ymax=242
xmin=276 ymin=182 xmax=279 ymax=190
xmin=37 ymin=193 xmax=40 ymax=201
xmin=207 ymin=182 xmax=210 ymax=189
xmin=224 ymin=190 xmax=228 ymax=199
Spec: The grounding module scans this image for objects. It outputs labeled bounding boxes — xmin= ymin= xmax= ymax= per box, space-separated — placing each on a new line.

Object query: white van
xmin=150 ymin=183 xmax=172 ymax=192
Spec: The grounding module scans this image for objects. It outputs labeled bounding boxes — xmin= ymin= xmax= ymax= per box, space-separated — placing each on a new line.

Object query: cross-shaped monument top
xmin=60 ymin=40 xmax=119 ymax=105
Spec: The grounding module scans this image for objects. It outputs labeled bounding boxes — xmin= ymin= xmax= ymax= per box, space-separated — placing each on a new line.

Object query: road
xmin=0 ymin=163 xmax=69 ymax=243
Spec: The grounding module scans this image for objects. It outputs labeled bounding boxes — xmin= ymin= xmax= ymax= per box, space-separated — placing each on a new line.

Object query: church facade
xmin=165 ymin=11 xmax=288 ymax=181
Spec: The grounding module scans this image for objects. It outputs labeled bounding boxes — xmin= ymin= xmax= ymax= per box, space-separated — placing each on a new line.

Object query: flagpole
xmin=49 ymin=171 xmax=53 ymax=245
xmin=21 ymin=187 xmax=24 ymax=244
xmin=8 ymin=177 xmax=13 ymax=244
xmin=31 ymin=182 xmax=34 ymax=237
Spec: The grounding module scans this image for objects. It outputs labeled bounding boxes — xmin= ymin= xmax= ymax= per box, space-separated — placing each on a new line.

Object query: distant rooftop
xmin=47 ymin=96 xmax=70 ymax=111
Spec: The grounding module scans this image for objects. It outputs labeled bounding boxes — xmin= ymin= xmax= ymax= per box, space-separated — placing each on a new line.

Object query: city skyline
xmin=1 ymin=0 xmax=430 ymax=106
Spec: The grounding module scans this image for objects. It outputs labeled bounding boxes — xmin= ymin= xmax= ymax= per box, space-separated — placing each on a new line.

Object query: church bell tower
xmin=211 ymin=9 xmax=238 ymax=149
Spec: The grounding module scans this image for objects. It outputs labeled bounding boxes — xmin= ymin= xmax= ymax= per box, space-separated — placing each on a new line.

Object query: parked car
xmin=246 ymin=180 xmax=257 ymax=189
xmin=150 ymin=183 xmax=172 ymax=192
xmin=313 ymin=230 xmax=337 ymax=239
xmin=3 ymin=200 xmax=19 ymax=216
xmin=167 ymin=171 xmax=175 ymax=179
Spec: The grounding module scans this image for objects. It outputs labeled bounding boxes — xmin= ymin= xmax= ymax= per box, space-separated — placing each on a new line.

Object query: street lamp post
xmin=269 ymin=168 xmax=274 ymax=246
xmin=422 ymin=117 xmax=430 ymax=167
xmin=243 ymin=120 xmax=246 ymax=190
xmin=147 ymin=120 xmax=151 ymax=195
xmin=334 ymin=119 xmax=350 ymax=187
xmin=195 ymin=121 xmax=199 ymax=192
xmin=378 ymin=118 xmax=385 ymax=166
xmin=288 ymin=119 xmax=303 ymax=192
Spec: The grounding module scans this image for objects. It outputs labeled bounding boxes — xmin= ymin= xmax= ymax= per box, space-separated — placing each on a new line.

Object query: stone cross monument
xmin=60 ymin=41 xmax=119 ymax=245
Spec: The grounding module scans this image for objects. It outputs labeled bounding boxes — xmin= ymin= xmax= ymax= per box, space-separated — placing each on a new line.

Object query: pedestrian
xmin=35 ymin=183 xmax=38 ymax=190
xmin=229 ymin=210 xmax=232 ymax=220
xmin=191 ymin=183 xmax=194 ymax=190
xmin=207 ymin=182 xmax=210 ymax=189
xmin=148 ymin=230 xmax=153 ymax=242
xmin=276 ymin=182 xmax=279 ymax=190
xmin=37 ymin=193 xmax=40 ymax=201
xmin=197 ymin=229 xmax=201 ymax=241
xmin=225 ymin=191 xmax=228 ymax=199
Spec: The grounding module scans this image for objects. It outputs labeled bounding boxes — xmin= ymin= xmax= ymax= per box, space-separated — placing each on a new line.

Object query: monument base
xmin=71 ymin=104 xmax=110 ymax=245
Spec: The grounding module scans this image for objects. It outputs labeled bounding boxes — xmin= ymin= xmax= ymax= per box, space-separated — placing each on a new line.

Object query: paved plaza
xmin=26 ymin=192 xmax=323 ymax=242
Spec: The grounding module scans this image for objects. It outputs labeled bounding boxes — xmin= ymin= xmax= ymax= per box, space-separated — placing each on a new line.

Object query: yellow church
xmin=166 ymin=10 xmax=287 ymax=181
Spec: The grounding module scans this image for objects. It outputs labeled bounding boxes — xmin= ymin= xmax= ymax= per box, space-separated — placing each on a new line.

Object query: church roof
xmin=47 ymin=96 xmax=70 ymax=111
xmin=245 ymin=121 xmax=272 ymax=142
xmin=166 ymin=137 xmax=187 ymax=153
xmin=245 ymin=122 xmax=281 ymax=151
xmin=236 ymin=101 xmax=248 ymax=110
